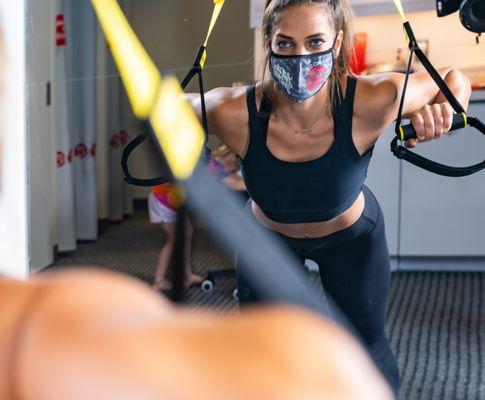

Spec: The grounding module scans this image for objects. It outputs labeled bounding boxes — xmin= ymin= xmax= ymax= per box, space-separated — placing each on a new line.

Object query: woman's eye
xmin=277 ymin=40 xmax=292 ymax=49
xmin=309 ymin=39 xmax=325 ymax=48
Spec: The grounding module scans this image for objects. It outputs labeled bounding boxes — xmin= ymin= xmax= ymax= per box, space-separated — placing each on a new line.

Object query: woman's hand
xmin=405 ymin=102 xmax=455 ymax=148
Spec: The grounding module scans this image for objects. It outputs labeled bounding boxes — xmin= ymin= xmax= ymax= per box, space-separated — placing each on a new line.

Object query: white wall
xmin=0 ymin=0 xmax=29 ymax=278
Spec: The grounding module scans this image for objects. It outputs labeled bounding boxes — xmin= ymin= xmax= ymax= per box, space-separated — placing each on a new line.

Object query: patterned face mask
xmin=269 ymin=38 xmax=336 ymax=103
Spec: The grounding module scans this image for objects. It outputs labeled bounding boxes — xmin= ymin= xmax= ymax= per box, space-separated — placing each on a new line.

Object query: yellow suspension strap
xmin=180 ymin=0 xmax=226 ymax=160
xmin=92 ymin=0 xmax=205 ymax=301
xmin=390 ymin=0 xmax=485 ymax=177
xmin=120 ymin=0 xmax=226 ymax=187
xmin=91 ymin=0 xmax=349 ymax=327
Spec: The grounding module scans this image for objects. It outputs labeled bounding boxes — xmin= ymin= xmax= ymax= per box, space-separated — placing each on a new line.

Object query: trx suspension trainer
xmin=91 ymin=0 xmax=353 ymax=328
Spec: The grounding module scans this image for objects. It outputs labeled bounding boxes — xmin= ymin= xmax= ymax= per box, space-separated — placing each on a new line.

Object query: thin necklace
xmin=294 ymin=127 xmax=310 ymax=135
xmin=273 ymin=115 xmax=316 ymax=135
xmin=273 ymin=110 xmax=322 ymax=135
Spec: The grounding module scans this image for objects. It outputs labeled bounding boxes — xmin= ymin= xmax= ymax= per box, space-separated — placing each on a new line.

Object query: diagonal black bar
xmin=412 ymin=48 xmax=465 ymax=114
xmin=469 ymin=117 xmax=485 ymax=134
xmin=395 ymin=49 xmax=415 ymax=134
xmin=170 ymin=205 xmax=188 ymax=303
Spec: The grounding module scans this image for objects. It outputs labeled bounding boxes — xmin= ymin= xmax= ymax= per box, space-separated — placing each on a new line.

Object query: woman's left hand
xmin=405 ymin=102 xmax=454 ymax=148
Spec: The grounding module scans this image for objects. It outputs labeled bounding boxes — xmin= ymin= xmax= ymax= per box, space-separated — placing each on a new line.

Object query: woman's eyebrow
xmin=306 ymin=33 xmax=327 ymax=39
xmin=275 ymin=32 xmax=327 ymax=40
xmin=275 ymin=33 xmax=293 ymax=40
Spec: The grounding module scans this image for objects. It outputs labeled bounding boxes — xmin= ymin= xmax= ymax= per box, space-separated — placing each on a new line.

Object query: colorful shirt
xmin=152 ymin=184 xmax=182 ymax=210
xmin=151 ymin=156 xmax=231 ymax=209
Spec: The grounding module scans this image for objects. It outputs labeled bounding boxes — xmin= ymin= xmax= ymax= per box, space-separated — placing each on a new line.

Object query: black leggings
xmin=236 ymin=186 xmax=400 ymax=397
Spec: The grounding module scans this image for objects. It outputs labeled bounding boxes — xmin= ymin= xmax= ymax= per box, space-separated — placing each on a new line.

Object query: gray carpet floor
xmin=49 ymin=211 xmax=485 ymax=400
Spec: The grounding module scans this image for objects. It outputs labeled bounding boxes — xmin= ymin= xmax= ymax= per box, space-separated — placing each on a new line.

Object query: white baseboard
xmin=305 ymin=257 xmax=485 ymax=273
xmin=392 ymin=257 xmax=485 ymax=272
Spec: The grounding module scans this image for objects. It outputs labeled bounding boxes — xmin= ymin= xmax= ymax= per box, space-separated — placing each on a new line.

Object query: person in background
xmin=149 ymin=145 xmax=247 ymax=291
xmin=209 ymin=144 xmax=247 ymax=193
xmin=148 ymin=183 xmax=203 ymax=291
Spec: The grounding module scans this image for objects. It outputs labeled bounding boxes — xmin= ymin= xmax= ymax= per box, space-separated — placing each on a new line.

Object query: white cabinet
xmin=28 ymin=0 xmax=56 ymax=271
xmin=367 ymin=97 xmax=485 ymax=258
xmin=399 ymin=101 xmax=485 ymax=256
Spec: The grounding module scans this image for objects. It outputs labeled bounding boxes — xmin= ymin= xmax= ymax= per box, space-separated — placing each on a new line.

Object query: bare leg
xmin=183 ymin=218 xmax=204 ymax=287
xmin=152 ymin=222 xmax=176 ymax=291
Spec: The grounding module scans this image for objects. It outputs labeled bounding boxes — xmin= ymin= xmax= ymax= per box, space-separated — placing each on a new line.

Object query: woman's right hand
xmin=405 ymin=102 xmax=454 ymax=148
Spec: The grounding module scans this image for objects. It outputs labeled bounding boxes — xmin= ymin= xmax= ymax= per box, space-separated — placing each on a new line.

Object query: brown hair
xmin=261 ymin=0 xmax=355 ymax=114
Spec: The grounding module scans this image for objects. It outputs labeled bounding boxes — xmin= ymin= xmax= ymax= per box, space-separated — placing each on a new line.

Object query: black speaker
xmin=437 ymin=0 xmax=485 ymax=33
xmin=436 ymin=0 xmax=461 ymax=17
xmin=460 ymin=0 xmax=485 ymax=33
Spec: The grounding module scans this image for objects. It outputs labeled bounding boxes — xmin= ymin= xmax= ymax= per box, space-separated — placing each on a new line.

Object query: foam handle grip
xmin=398 ymin=113 xmax=467 ymax=141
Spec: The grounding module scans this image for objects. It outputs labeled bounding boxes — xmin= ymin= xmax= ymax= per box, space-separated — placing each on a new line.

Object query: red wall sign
xmin=56 ymin=14 xmax=67 ymax=47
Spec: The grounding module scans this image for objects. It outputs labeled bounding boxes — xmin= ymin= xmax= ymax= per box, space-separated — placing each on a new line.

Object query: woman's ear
xmin=264 ymin=37 xmax=271 ymax=53
xmin=334 ymin=30 xmax=344 ymax=58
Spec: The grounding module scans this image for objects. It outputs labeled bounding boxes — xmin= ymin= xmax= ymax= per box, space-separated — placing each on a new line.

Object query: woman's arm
xmin=185 ymin=86 xmax=249 ymax=157
xmin=355 ymin=68 xmax=472 ymax=147
xmin=222 ymin=174 xmax=247 ymax=191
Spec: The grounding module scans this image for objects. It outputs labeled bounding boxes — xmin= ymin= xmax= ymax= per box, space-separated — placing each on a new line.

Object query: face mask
xmin=269 ymin=39 xmax=335 ymax=103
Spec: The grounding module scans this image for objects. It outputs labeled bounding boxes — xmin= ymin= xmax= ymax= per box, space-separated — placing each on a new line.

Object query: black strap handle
xmin=391 ymin=137 xmax=485 ymax=177
xmin=398 ymin=113 xmax=467 ymax=141
xmin=121 ymin=133 xmax=171 ymax=186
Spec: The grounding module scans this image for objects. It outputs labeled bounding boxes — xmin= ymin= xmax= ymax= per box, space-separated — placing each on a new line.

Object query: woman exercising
xmin=189 ymin=0 xmax=471 ymax=395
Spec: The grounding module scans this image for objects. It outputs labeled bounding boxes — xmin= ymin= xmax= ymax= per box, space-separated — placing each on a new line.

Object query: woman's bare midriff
xmin=251 ymin=191 xmax=365 ymax=239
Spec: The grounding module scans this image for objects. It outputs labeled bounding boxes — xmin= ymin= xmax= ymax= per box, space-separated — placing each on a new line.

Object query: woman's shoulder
xmin=186 ymin=85 xmax=248 ymax=119
xmin=206 ymin=85 xmax=251 ymax=118
xmin=352 ymin=74 xmax=401 ymax=131
xmin=207 ymin=86 xmax=250 ymax=134
xmin=353 ymin=74 xmax=399 ymax=110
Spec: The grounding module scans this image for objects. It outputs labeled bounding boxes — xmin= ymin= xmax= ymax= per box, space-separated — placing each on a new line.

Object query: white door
xmin=27 ymin=0 xmax=56 ymax=271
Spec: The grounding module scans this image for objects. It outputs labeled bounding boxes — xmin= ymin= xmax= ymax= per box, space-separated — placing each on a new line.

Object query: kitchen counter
xmin=462 ymin=65 xmax=485 ymax=92
xmin=470 ymin=89 xmax=485 ymax=103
